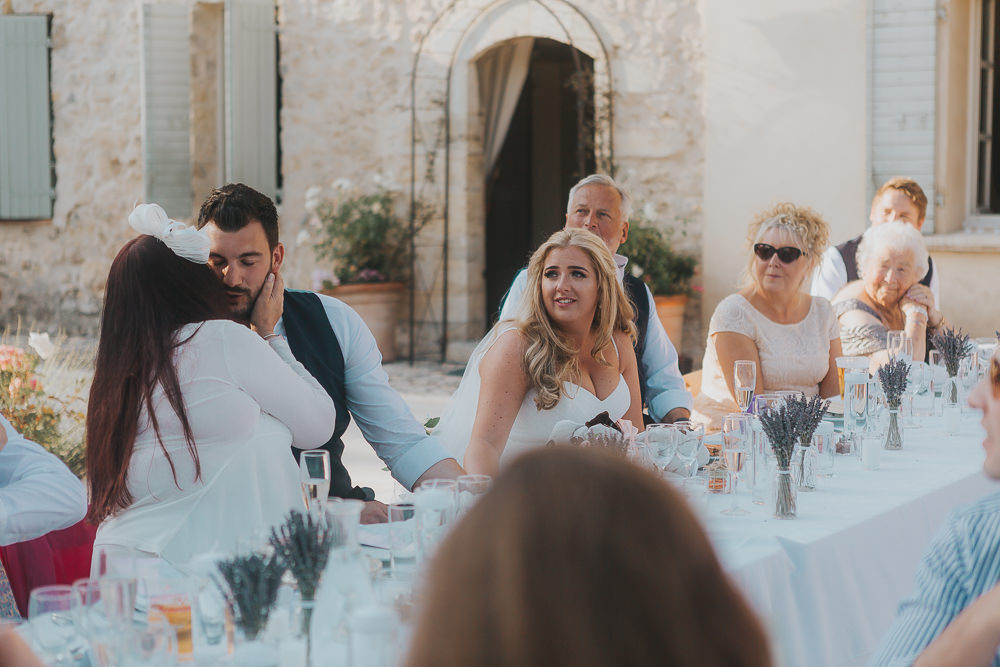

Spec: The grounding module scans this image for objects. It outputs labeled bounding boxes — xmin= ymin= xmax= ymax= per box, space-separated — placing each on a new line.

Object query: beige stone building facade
xmin=0 ymin=0 xmax=706 ymax=361
xmin=2 ymin=0 xmax=999 ymax=365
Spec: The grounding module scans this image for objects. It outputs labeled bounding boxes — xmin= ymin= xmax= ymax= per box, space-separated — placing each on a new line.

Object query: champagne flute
xmin=734 ymin=360 xmax=757 ymax=413
xmin=897 ymin=336 xmax=914 ymax=365
xmin=721 ymin=413 xmax=752 ymax=516
xmin=300 ymin=450 xmax=331 ymax=514
xmin=886 ymin=330 xmax=904 ymax=359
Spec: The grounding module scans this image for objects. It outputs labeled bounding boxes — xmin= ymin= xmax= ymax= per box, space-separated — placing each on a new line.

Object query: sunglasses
xmin=753 ymin=243 xmax=804 ymax=263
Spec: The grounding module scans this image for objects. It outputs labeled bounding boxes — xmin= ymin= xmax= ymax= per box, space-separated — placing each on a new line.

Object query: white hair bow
xmin=128 ymin=203 xmax=211 ymax=264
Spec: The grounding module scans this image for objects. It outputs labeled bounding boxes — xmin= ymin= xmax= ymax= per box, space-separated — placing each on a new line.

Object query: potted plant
xmin=302 ymin=179 xmax=431 ymax=362
xmin=621 ymin=214 xmax=699 ymax=350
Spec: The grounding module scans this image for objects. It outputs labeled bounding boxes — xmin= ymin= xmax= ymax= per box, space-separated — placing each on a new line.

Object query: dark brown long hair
xmin=86 ymin=235 xmax=231 ymax=523
xmin=406 ymin=447 xmax=772 ymax=667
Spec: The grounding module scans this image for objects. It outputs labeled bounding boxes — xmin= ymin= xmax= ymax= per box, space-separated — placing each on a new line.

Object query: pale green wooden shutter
xmin=225 ymin=0 xmax=278 ymax=201
xmin=141 ymin=3 xmax=193 ymax=219
xmin=869 ymin=0 xmax=937 ymax=230
xmin=0 ymin=15 xmax=53 ymax=219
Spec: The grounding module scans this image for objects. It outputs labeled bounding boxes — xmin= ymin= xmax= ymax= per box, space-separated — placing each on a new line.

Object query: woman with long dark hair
xmin=87 ymin=205 xmax=335 ymax=567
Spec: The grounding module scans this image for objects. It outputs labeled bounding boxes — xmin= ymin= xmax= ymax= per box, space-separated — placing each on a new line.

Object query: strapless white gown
xmin=434 ymin=325 xmax=630 ymax=467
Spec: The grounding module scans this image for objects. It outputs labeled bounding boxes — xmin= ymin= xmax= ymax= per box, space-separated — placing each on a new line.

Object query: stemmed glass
xmin=734 ymin=360 xmax=757 ymax=413
xmin=721 ymin=413 xmax=752 ymax=516
xmin=28 ymin=585 xmax=79 ymax=664
xmin=300 ymin=450 xmax=331 ymax=515
xmin=645 ymin=424 xmax=678 ymax=475
xmin=887 ymin=330 xmax=913 ymax=364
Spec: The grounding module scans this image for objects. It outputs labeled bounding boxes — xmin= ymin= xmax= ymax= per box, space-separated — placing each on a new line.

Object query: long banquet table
xmin=702 ymin=412 xmax=998 ymax=667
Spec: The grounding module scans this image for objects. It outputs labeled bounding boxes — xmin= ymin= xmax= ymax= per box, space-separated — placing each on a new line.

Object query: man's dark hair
xmin=197 ymin=183 xmax=279 ymax=249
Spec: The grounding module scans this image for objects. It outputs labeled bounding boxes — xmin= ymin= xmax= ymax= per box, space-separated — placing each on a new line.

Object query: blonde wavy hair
xmin=514 ymin=228 xmax=636 ymax=410
xmin=740 ymin=202 xmax=830 ymax=290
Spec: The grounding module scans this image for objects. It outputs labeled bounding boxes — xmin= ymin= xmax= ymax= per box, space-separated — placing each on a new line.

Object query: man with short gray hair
xmin=499 ymin=174 xmax=692 ymax=423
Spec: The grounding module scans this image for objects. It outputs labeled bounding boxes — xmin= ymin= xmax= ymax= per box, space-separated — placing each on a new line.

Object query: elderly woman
xmin=692 ymin=203 xmax=842 ymax=430
xmin=832 ymin=221 xmax=942 ymax=368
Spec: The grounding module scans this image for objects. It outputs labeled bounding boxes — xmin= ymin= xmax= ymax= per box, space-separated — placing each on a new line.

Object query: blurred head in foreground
xmin=405 ymin=447 xmax=772 ymax=667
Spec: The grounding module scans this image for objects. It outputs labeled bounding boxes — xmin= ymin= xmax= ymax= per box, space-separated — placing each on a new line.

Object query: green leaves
xmin=311 ymin=187 xmax=431 ymax=285
xmin=621 ymin=215 xmax=697 ymax=296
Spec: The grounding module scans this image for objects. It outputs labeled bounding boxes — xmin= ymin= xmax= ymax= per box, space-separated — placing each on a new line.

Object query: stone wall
xmin=1 ymin=0 xmax=147 ymax=334
xmin=1 ymin=0 xmax=705 ymax=363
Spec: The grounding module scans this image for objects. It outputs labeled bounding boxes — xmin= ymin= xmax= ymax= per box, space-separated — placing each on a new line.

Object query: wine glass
xmin=886 ymin=330 xmax=904 ymax=358
xmin=897 ymin=337 xmax=914 ymax=365
xmin=300 ymin=450 xmax=331 ymax=514
xmin=29 ymin=585 xmax=78 ymax=663
xmin=733 ymin=360 xmax=757 ymax=413
xmin=644 ymin=424 xmax=678 ymax=475
xmin=672 ymin=420 xmax=704 ymax=477
xmin=721 ymin=413 xmax=752 ymax=516
xmin=843 ymin=369 xmax=868 ymax=437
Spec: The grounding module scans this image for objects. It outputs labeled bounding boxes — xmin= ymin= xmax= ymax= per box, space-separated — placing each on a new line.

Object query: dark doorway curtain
xmin=484 ymin=39 xmax=596 ymax=326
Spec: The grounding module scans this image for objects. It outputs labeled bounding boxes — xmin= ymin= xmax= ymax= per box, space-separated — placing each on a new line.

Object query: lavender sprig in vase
xmin=791 ymin=395 xmax=830 ymax=491
xmin=877 ymin=358 xmax=909 ymax=450
xmin=758 ymin=400 xmax=802 ymax=519
xmin=931 ymin=327 xmax=974 ymax=406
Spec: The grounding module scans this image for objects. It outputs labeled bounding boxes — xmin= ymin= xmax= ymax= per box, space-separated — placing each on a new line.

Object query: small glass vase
xmin=791 ymin=439 xmax=817 ymax=491
xmin=771 ymin=467 xmax=797 ymax=519
xmin=883 ymin=408 xmax=903 ymax=450
xmin=945 ymin=374 xmax=960 ymax=407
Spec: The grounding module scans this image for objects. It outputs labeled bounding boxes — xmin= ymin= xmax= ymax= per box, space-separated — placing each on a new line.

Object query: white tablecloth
xmin=702 ymin=413 xmax=999 ymax=667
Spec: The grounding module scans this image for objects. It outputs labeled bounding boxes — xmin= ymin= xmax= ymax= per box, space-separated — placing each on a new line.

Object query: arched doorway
xmin=408 ymin=0 xmax=614 ymax=360
xmin=482 ymin=38 xmax=596 ymax=323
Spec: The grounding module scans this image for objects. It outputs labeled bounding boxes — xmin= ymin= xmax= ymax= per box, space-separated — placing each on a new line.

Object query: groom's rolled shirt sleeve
xmin=323 ymin=297 xmax=453 ymax=490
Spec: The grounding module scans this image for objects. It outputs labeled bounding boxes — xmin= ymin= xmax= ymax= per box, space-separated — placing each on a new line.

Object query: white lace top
xmin=692 ymin=294 xmax=839 ymax=430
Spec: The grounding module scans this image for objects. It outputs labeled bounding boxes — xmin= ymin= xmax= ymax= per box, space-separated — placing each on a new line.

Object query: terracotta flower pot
xmin=321 ymin=281 xmax=405 ymax=362
xmin=653 ymin=293 xmax=688 ymax=350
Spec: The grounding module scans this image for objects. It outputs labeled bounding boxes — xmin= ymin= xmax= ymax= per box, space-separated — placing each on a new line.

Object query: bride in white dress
xmin=434 ymin=229 xmax=644 ymax=475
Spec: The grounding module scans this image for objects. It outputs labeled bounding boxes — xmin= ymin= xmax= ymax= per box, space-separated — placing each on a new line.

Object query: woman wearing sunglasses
xmin=692 ymin=203 xmax=842 ymax=430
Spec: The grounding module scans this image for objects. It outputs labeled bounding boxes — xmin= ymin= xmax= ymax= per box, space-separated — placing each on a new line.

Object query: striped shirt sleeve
xmin=868 ymin=495 xmax=1000 ymax=666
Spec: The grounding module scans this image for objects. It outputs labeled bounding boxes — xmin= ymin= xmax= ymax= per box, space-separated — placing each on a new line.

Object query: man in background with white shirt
xmin=811 ymin=177 xmax=940 ymax=305
xmin=498 ymin=174 xmax=692 ymax=424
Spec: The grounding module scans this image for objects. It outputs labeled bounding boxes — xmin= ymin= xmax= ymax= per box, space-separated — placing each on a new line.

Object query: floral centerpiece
xmin=269 ymin=510 xmax=333 ymax=657
xmin=0 ymin=332 xmax=87 ymax=476
xmin=216 ymin=553 xmax=285 ymax=643
xmin=931 ymin=327 xmax=973 ymax=405
xmin=878 ymin=358 xmax=909 ymax=450
xmin=792 ymin=394 xmax=830 ymax=491
xmin=758 ymin=395 xmax=828 ymax=518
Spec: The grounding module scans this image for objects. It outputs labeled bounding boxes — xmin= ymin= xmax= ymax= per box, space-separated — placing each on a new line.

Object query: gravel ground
xmin=343 ymin=359 xmax=466 ymax=500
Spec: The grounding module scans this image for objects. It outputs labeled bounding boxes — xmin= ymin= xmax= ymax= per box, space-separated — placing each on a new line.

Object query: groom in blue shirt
xmin=196 ymin=184 xmax=462 ymax=523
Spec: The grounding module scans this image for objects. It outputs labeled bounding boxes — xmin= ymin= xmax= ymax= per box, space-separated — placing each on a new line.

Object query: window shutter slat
xmin=870 ymin=0 xmax=937 ymax=230
xmin=225 ymin=0 xmax=277 ymax=201
xmin=142 ymin=3 xmax=193 ymax=219
xmin=0 ymin=15 xmax=53 ymax=219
